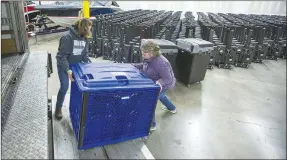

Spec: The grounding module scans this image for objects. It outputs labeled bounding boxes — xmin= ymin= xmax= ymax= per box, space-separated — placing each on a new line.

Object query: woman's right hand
xmin=156 ymin=81 xmax=162 ymax=92
xmin=67 ymin=70 xmax=74 ymax=81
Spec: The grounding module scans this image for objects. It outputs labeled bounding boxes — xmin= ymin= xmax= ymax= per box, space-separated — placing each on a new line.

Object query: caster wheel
xmin=142 ymin=136 xmax=149 ymax=142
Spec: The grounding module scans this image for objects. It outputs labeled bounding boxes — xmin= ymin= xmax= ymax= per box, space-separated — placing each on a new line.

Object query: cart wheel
xmin=246 ymin=64 xmax=249 ymax=69
xmin=234 ymin=63 xmax=238 ymax=67
xmin=211 ymin=66 xmax=213 ymax=70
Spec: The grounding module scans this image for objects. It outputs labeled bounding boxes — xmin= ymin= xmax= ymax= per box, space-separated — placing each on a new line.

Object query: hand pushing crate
xmin=69 ymin=63 xmax=160 ymax=150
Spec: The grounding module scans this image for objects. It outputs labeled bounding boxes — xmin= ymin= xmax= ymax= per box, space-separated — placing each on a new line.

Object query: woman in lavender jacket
xmin=133 ymin=40 xmax=177 ymax=131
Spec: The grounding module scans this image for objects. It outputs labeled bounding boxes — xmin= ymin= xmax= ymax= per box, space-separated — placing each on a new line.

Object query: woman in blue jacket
xmin=55 ymin=18 xmax=92 ymax=119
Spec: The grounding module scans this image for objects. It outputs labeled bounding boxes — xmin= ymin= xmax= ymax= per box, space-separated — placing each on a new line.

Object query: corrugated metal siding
xmin=117 ymin=1 xmax=286 ymax=15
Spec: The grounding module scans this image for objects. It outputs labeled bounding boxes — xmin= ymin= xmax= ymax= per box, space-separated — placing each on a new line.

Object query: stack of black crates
xmin=91 ymin=10 xmax=185 ymax=68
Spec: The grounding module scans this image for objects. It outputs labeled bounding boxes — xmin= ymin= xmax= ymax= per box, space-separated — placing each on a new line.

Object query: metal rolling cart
xmin=69 ymin=63 xmax=160 ymax=150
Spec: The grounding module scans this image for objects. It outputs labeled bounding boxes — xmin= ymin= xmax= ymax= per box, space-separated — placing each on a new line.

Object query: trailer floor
xmin=1 ymin=52 xmax=48 ymax=159
xmin=30 ymin=38 xmax=286 ymax=159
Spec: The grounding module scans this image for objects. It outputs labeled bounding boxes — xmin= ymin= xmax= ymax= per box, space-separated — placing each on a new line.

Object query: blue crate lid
xmin=71 ymin=63 xmax=160 ymax=92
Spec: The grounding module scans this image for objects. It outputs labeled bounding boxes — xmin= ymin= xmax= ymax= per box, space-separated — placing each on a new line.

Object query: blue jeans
xmin=151 ymin=89 xmax=176 ymax=127
xmin=56 ymin=65 xmax=69 ymax=108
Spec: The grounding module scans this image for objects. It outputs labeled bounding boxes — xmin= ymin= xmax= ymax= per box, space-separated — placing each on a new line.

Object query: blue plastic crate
xmin=69 ymin=63 xmax=160 ymax=150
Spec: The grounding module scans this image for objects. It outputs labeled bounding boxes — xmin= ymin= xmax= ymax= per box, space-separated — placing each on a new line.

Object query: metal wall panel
xmin=1 ymin=2 xmax=9 ymax=18
xmin=1 ymin=1 xmax=28 ymax=54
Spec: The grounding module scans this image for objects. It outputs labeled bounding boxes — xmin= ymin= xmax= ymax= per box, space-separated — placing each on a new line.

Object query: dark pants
xmin=151 ymin=89 xmax=176 ymax=127
xmin=56 ymin=65 xmax=69 ymax=108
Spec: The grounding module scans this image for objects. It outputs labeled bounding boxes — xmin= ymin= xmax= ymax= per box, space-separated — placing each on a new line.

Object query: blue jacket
xmin=56 ymin=25 xmax=91 ymax=71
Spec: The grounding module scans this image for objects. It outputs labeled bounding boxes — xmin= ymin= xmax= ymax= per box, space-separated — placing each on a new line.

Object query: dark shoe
xmin=55 ymin=107 xmax=63 ymax=120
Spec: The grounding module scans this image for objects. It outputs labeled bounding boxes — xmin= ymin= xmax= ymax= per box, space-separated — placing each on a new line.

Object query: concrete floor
xmin=29 ymin=36 xmax=286 ymax=159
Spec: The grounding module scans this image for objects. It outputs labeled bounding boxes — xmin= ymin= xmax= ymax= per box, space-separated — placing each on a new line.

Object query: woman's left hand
xmin=156 ymin=81 xmax=162 ymax=92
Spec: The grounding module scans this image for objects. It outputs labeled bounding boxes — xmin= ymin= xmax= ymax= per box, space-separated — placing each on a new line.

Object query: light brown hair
xmin=140 ymin=40 xmax=161 ymax=57
xmin=74 ymin=18 xmax=92 ymax=37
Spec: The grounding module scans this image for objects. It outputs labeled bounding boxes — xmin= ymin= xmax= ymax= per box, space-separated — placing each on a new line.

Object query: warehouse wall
xmin=117 ymin=1 xmax=286 ymax=15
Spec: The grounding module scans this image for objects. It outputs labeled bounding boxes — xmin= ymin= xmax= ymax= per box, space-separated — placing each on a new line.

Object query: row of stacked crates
xmin=92 ymin=10 xmax=164 ymax=61
xmin=231 ymin=13 xmax=287 ymax=60
xmin=91 ymin=10 xmax=183 ymax=65
xmin=195 ymin=12 xmax=286 ymax=69
xmin=207 ymin=12 xmax=251 ymax=69
xmin=90 ymin=11 xmax=286 ymax=70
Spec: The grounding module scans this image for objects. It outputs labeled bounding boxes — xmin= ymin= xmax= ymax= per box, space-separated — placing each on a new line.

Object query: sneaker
xmin=150 ymin=126 xmax=156 ymax=131
xmin=161 ymin=107 xmax=177 ymax=114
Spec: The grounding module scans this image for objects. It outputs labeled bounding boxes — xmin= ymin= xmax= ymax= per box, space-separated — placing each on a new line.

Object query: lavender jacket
xmin=133 ymin=55 xmax=175 ymax=90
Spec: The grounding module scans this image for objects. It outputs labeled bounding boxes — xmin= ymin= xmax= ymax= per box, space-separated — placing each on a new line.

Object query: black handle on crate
xmin=115 ymin=75 xmax=129 ymax=85
xmin=82 ymin=74 xmax=94 ymax=80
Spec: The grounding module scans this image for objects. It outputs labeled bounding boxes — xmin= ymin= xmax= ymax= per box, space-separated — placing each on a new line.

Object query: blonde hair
xmin=140 ymin=40 xmax=161 ymax=57
xmin=74 ymin=18 xmax=92 ymax=37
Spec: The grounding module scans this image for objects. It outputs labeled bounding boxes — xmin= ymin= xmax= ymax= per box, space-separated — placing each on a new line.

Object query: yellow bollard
xmin=82 ymin=0 xmax=92 ymax=38
xmin=82 ymin=0 xmax=90 ymax=18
